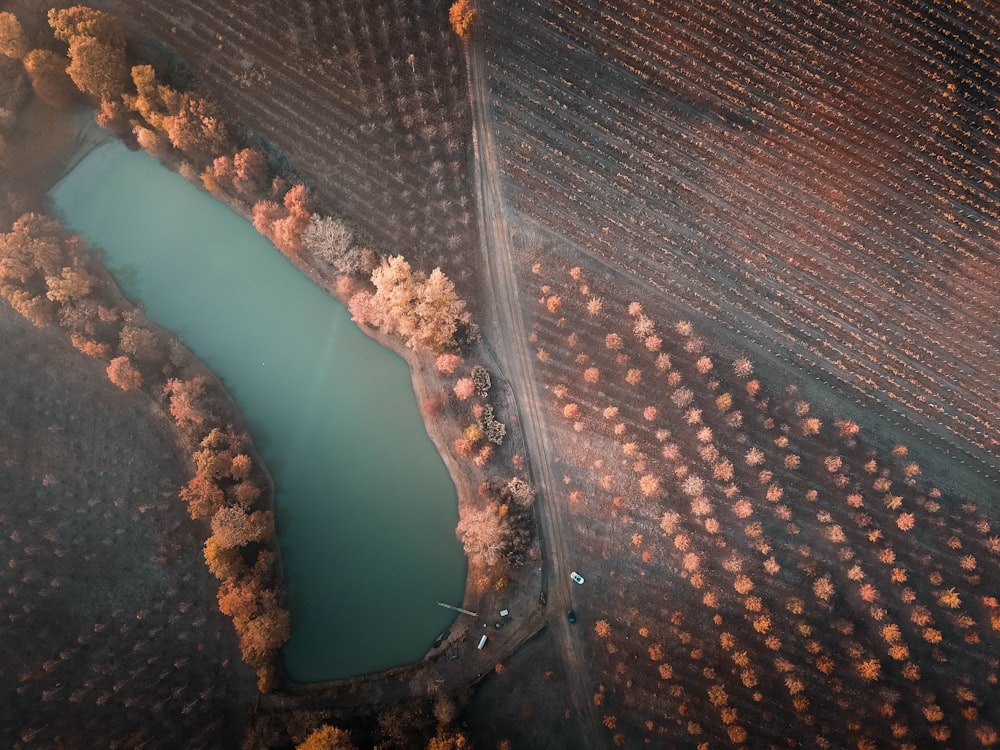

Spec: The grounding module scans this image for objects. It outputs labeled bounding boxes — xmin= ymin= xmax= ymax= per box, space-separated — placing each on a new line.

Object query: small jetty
xmin=436 ymin=601 xmax=477 ymax=617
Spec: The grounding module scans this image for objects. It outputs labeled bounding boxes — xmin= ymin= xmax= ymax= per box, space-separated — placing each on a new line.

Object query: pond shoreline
xmin=31 ymin=108 xmax=543 ymax=715
xmin=46 ymin=141 xmax=488 ymax=681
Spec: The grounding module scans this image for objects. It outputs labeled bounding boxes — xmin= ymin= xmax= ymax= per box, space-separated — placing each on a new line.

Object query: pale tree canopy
xmin=414 ymin=267 xmax=470 ymax=352
xmin=455 ymin=502 xmax=509 ymax=566
xmin=303 ymin=214 xmax=355 ymax=270
xmin=366 ymin=255 xmax=470 ymax=352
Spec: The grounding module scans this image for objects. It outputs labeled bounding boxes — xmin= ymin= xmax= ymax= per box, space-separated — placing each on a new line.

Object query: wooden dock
xmin=436 ymin=601 xmax=477 ymax=617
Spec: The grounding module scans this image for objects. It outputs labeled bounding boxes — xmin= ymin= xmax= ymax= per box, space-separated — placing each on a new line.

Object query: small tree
xmin=179 ymin=472 xmax=226 ymax=519
xmin=210 ymin=505 xmax=273 ymax=549
xmin=303 ymin=214 xmax=353 ymax=267
xmin=48 ymin=8 xmax=128 ymax=102
xmin=163 ymin=376 xmax=209 ymax=431
xmin=237 ymin=606 xmax=290 ymax=667
xmin=204 ymin=534 xmax=246 ymax=581
xmin=123 ymin=64 xmax=176 ymax=128
xmin=253 ymin=185 xmax=313 ymax=256
xmin=45 ymin=266 xmax=93 ymax=303
xmin=449 ymin=0 xmax=477 ymax=40
xmin=0 ymin=12 xmax=28 ymax=59
xmin=106 ymin=355 xmax=141 ymax=391
xmin=64 ymin=35 xmax=128 ymax=101
xmin=161 ymin=92 xmax=229 ymax=162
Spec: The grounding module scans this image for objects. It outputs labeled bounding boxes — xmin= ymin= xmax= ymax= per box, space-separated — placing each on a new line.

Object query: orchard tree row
xmin=523 ymin=254 xmax=999 ymax=747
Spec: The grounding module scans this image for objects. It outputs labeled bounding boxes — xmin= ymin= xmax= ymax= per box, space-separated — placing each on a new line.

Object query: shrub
xmin=435 ymin=353 xmax=462 ymax=375
xmin=106 ymin=355 xmax=141 ymax=391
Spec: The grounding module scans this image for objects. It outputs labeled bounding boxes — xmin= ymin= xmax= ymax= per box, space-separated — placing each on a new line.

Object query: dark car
xmin=567 ymin=609 xmax=576 ymax=624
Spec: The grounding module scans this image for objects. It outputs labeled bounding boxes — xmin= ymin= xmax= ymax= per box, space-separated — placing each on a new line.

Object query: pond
xmin=49 ymin=139 xmax=466 ymax=681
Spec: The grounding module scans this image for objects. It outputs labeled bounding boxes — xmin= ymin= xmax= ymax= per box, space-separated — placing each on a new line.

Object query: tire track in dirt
xmin=463 ymin=17 xmax=607 ymax=750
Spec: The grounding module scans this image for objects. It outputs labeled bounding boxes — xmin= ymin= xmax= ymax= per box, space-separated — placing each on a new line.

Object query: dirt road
xmin=464 ymin=22 xmax=607 ymax=750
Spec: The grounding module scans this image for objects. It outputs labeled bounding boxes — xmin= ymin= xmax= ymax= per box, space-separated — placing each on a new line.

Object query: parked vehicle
xmin=567 ymin=609 xmax=576 ymax=624
xmin=570 ymin=571 xmax=585 ymax=584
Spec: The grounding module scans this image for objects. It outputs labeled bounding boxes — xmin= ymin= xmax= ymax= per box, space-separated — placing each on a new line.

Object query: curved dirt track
xmin=464 ymin=21 xmax=607 ymax=750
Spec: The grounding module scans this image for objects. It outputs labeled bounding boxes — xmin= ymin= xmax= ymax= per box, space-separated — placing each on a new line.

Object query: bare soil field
xmin=0 ymin=300 xmax=253 ymax=748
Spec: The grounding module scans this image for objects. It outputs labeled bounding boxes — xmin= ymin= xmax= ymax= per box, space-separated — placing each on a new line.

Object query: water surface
xmin=50 ymin=140 xmax=465 ymax=680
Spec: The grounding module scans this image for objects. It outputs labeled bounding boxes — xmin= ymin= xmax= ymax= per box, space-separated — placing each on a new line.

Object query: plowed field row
xmin=496 ymin=58 xmax=1000 ymax=375
xmin=504 ymin=3 xmax=995 ymax=314
xmin=504 ymin=143 xmax=997 ymax=458
xmin=484 ymin=0 xmax=1000 ymax=475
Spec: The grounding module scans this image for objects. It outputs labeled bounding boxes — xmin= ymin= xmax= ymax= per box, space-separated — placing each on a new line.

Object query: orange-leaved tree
xmin=0 ymin=12 xmax=28 ymax=59
xmin=48 ymin=6 xmax=127 ymax=102
xmin=296 ymin=725 xmax=356 ymax=750
xmin=106 ymin=355 xmax=142 ymax=391
xmin=449 ymin=0 xmax=477 ymax=41
xmin=253 ymin=184 xmax=313 ymax=256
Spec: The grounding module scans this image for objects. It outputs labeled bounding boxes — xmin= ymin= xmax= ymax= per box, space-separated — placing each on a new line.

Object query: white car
xmin=570 ymin=571 xmax=585 ymax=584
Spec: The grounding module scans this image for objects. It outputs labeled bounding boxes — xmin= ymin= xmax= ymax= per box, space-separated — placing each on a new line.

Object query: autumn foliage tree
xmin=253 ymin=184 xmax=314 ymax=256
xmin=217 ymin=563 xmax=290 ymax=679
xmin=207 ymin=147 xmax=269 ymax=201
xmin=48 ymin=6 xmax=127 ymax=102
xmin=210 ymin=505 xmax=274 ymax=549
xmin=352 ymin=255 xmax=472 ymax=352
xmin=449 ymin=0 xmax=477 ymax=40
xmin=0 ymin=12 xmax=28 ymax=59
xmin=180 ymin=473 xmax=226 ymax=520
xmin=0 ymin=213 xmax=120 ymax=336
xmin=106 ymin=355 xmax=142 ymax=391
xmin=204 ymin=534 xmax=246 ymax=581
xmin=161 ymin=92 xmax=230 ymax=162
xmin=297 ymin=726 xmax=356 ymax=750
xmin=19 ymin=57 xmax=55 ymax=108
xmin=122 ymin=64 xmax=177 ymax=129
xmin=162 ymin=376 xmax=210 ymax=432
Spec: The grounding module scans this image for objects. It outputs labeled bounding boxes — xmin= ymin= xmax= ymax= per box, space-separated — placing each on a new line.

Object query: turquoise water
xmin=49 ymin=140 xmax=465 ymax=681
